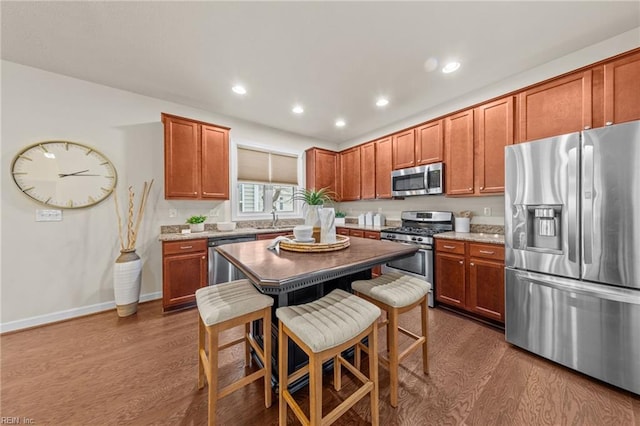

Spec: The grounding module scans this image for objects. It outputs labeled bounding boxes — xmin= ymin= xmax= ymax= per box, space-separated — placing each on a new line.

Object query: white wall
xmin=0 ymin=61 xmax=336 ymax=331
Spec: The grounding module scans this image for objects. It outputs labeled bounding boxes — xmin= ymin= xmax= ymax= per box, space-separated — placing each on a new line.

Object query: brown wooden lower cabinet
xmin=162 ymin=239 xmax=208 ymax=311
xmin=435 ymin=238 xmax=504 ymax=323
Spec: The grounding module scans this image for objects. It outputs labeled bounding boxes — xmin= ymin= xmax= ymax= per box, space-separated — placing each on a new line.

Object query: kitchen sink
xmin=254 ymin=225 xmax=294 ymax=230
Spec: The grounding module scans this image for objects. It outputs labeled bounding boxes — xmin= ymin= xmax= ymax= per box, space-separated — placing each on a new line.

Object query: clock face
xmin=11 ymin=141 xmax=118 ymax=209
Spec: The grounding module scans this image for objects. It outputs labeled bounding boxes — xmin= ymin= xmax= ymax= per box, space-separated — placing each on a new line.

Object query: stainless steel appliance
xmin=391 ymin=163 xmax=444 ymax=197
xmin=208 ymin=235 xmax=256 ymax=285
xmin=381 ymin=211 xmax=454 ymax=307
xmin=505 ymin=120 xmax=640 ymax=395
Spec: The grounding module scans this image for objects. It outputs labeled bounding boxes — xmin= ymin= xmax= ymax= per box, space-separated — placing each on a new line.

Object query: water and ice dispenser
xmin=527 ymin=205 xmax=562 ymax=252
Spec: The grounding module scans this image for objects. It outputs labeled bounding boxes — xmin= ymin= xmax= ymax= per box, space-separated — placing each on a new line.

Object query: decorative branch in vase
xmin=112 ymin=179 xmax=154 ymax=317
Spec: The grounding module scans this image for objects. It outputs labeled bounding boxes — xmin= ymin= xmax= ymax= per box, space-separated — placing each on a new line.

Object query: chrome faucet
xmin=271 ymin=188 xmax=281 ymax=228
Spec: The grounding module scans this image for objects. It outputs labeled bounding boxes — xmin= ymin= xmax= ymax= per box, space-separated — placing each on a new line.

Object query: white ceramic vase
xmin=113 ymin=249 xmax=142 ymax=317
xmin=304 ymin=204 xmax=322 ymax=242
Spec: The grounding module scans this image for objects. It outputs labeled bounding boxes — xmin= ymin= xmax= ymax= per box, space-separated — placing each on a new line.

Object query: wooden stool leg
xmin=386 ymin=310 xmax=391 ymax=354
xmin=245 ymin=322 xmax=251 ymax=367
xmin=309 ymin=354 xmax=323 ymax=426
xmin=198 ymin=317 xmax=206 ymax=389
xmin=207 ymin=325 xmax=219 ymax=426
xmin=278 ymin=324 xmax=288 ymax=426
xmin=263 ymin=308 xmax=272 ymax=408
xmin=334 ymin=355 xmax=342 ymax=391
xmin=388 ymin=308 xmax=400 ymax=408
xmin=370 ymin=321 xmax=380 ymax=426
xmin=421 ymin=297 xmax=429 ymax=375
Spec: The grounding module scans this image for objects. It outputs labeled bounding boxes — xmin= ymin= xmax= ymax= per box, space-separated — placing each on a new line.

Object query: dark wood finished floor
xmin=1 ymin=300 xmax=638 ymax=425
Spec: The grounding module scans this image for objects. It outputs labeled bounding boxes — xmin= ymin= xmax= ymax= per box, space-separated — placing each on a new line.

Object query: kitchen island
xmin=215 ymin=237 xmax=418 ymax=391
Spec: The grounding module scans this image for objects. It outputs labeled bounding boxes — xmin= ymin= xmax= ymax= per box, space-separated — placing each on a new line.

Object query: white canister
xmin=455 ymin=217 xmax=471 ymax=233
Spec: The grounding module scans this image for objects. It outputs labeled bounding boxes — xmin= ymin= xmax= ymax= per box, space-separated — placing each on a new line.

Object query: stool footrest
xmin=218 ymin=369 xmax=266 ymax=400
xmin=219 ymin=336 xmax=245 ymax=351
xmin=324 ymin=381 xmax=374 ymax=425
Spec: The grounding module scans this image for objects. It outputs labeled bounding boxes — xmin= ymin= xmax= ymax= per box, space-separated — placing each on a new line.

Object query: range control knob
xmin=417 ymin=237 xmax=423 ymax=242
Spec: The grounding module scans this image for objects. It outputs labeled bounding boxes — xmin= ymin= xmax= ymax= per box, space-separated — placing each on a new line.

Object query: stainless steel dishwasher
xmin=208 ymin=235 xmax=256 ymax=285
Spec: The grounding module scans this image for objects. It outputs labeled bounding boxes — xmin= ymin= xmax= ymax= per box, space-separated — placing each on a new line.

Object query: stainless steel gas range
xmin=381 ymin=211 xmax=454 ymax=307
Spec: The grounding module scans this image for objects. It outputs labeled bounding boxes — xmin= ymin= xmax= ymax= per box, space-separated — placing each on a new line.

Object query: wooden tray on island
xmin=279 ymin=235 xmax=350 ymax=253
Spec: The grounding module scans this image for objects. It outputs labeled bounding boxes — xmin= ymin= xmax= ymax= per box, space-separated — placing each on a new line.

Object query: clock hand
xmin=65 ymin=174 xmax=100 ymax=177
xmin=58 ymin=169 xmax=90 ymax=177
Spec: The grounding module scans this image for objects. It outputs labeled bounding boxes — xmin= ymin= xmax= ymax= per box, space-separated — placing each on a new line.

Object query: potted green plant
xmin=187 ymin=215 xmax=207 ymax=233
xmin=335 ymin=210 xmax=347 ymax=226
xmin=293 ymin=188 xmax=336 ymax=241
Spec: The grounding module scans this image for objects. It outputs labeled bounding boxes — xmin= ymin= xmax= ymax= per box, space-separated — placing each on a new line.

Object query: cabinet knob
xmin=468 ymin=187 xmax=473 ymax=191
xmin=459 ymin=260 xmax=464 ymax=264
xmin=470 ymin=262 xmax=475 ymax=266
xmin=194 ymin=192 xmax=198 ymax=195
xmin=584 ymin=126 xmax=591 ymax=130
xmin=480 ymin=186 xmax=484 ymax=190
xmin=202 ymin=256 xmax=205 ymax=259
xmin=605 ymin=121 xmax=613 ymax=126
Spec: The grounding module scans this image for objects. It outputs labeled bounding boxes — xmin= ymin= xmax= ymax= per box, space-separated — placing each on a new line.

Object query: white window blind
xmin=237 ymin=147 xmax=298 ymax=185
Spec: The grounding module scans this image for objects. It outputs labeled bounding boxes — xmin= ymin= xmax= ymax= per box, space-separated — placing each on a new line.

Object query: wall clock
xmin=11 ymin=140 xmax=118 ymax=209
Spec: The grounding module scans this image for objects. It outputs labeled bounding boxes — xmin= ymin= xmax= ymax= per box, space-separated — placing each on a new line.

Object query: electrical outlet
xmin=169 ymin=208 xmax=177 ymax=218
xmin=483 ymin=207 xmax=492 ymax=216
xmin=208 ymin=209 xmax=219 ymax=217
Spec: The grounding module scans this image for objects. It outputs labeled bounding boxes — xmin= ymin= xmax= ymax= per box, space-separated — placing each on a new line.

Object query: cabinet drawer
xmin=469 ymin=243 xmax=504 ymax=261
xmin=350 ymin=230 xmax=364 ymax=238
xmin=364 ymin=231 xmax=380 ymax=240
xmin=436 ymin=239 xmax=466 ymax=254
xmin=336 ymin=227 xmax=350 ymax=236
xmin=163 ymin=239 xmax=207 ymax=255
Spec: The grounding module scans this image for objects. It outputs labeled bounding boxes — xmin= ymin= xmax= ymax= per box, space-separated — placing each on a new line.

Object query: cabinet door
xmin=257 ymin=232 xmax=289 ymax=240
xmin=201 ymin=125 xmax=229 ymax=200
xmin=475 ymin=96 xmax=514 ymax=194
xmin=445 ymin=109 xmax=475 ymax=195
xmin=415 ymin=120 xmax=443 ymax=165
xmin=164 ymin=116 xmax=200 ymax=199
xmin=604 ymin=50 xmax=640 ymax=125
xmin=336 ymin=227 xmax=350 ymax=236
xmin=340 ymin=147 xmax=361 ymax=201
xmin=360 ymin=142 xmax=376 ymax=200
xmin=435 ymin=253 xmax=466 ymax=307
xmin=468 ymin=258 xmax=505 ymax=322
xmin=375 ymin=137 xmax=393 ymax=199
xmin=518 ymin=70 xmax=592 ymax=142
xmin=162 ymin=251 xmax=207 ymax=310
xmin=305 ymin=148 xmax=338 ymax=195
xmin=392 ymin=129 xmax=416 ymax=170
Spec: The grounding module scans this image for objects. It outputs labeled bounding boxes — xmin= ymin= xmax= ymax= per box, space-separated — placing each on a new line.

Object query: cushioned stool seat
xmin=196 ymin=279 xmax=273 ymax=426
xmin=276 ymin=289 xmax=381 ymax=425
xmin=352 ymin=272 xmax=431 ymax=408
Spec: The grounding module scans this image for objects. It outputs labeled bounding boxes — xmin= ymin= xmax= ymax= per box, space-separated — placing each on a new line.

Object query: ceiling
xmin=2 ymin=2 xmax=639 ymax=144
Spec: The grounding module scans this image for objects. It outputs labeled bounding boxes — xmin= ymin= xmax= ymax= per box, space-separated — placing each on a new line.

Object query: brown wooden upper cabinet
xmin=604 ymin=50 xmax=640 ymax=126
xmin=375 ymin=136 xmax=393 ymax=199
xmin=415 ymin=120 xmax=444 ymax=165
xmin=475 ymin=96 xmax=515 ymax=194
xmin=162 ymin=113 xmax=229 ymax=200
xmin=360 ymin=142 xmax=376 ymax=200
xmin=392 ymin=128 xmax=416 ymax=170
xmin=305 ymin=147 xmax=339 ymax=196
xmin=518 ymin=70 xmax=592 ymax=142
xmin=340 ymin=146 xmax=361 ymax=201
xmin=445 ymin=109 xmax=475 ymax=196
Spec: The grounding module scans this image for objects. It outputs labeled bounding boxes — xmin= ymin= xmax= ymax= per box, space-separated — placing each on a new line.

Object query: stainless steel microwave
xmin=391 ymin=163 xmax=444 ymax=196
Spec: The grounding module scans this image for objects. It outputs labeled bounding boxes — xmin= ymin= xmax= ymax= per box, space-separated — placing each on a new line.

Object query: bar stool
xmin=276 ymin=289 xmax=381 ymax=426
xmin=195 ymin=279 xmax=274 ymax=426
xmin=351 ymin=272 xmax=430 ymax=407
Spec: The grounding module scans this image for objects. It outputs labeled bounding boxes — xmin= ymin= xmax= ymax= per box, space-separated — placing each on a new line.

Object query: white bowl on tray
xmin=293 ymin=225 xmax=313 ymax=241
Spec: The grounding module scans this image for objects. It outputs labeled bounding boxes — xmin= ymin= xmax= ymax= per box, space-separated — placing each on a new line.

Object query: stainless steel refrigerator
xmin=505 ymin=120 xmax=640 ymax=395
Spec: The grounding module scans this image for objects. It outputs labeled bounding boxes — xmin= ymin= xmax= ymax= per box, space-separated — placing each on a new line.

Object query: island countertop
xmin=215 ymin=237 xmax=417 ymax=294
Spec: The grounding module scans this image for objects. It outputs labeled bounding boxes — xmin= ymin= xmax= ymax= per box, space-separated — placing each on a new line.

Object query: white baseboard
xmin=0 ymin=292 xmax=162 ymax=334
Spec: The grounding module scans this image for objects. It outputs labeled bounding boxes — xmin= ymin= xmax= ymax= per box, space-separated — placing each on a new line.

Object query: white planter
xmin=190 ymin=222 xmax=205 ymax=232
xmin=113 ymin=249 xmax=142 ymax=317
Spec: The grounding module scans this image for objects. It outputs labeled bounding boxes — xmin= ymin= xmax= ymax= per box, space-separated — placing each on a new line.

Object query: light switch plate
xmin=484 ymin=207 xmax=492 ymax=216
xmin=36 ymin=209 xmax=62 ymax=222
xmin=169 ymin=208 xmax=177 ymax=218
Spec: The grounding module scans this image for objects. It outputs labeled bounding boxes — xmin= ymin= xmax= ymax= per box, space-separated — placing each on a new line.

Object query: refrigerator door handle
xmin=512 ymin=270 xmax=640 ymax=304
xmin=583 ymin=143 xmax=594 ymax=264
xmin=568 ymin=145 xmax=579 ymax=263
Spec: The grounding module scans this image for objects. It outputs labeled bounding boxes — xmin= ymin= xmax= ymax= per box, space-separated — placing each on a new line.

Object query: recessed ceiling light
xmin=292 ymin=105 xmax=304 ymax=114
xmin=232 ymin=85 xmax=247 ymax=95
xmin=442 ymin=62 xmax=461 ymax=74
xmin=335 ymin=119 xmax=346 ymax=127
xmin=376 ymin=98 xmax=389 ymax=107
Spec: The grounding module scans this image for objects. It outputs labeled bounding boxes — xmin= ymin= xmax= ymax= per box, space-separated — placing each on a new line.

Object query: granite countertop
xmin=434 ymin=231 xmax=505 ymax=245
xmin=158 ymin=222 xmax=398 ymax=242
